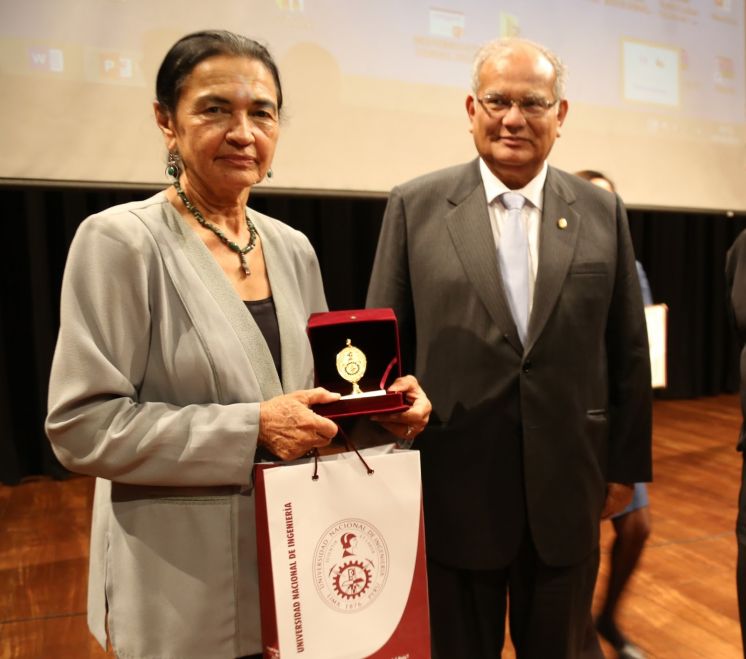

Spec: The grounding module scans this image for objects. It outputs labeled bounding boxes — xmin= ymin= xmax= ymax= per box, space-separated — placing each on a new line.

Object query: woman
xmin=575 ymin=169 xmax=651 ymax=659
xmin=45 ymin=30 xmax=430 ymax=659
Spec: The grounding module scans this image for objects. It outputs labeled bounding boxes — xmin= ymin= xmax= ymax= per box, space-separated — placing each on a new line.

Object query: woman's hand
xmin=259 ymin=388 xmax=340 ymax=461
xmin=370 ymin=375 xmax=431 ymax=443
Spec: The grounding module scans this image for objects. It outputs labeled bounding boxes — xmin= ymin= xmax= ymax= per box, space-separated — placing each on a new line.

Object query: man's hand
xmin=600 ymin=482 xmax=635 ymax=519
xmin=370 ymin=375 xmax=432 ymax=442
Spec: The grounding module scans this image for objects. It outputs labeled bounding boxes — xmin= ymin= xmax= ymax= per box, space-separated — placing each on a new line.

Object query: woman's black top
xmin=244 ymin=297 xmax=282 ymax=379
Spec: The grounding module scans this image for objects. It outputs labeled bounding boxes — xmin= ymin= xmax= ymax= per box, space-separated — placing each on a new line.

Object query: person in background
xmin=575 ymin=169 xmax=652 ymax=659
xmin=725 ymin=229 xmax=746 ymax=656
xmin=45 ymin=30 xmax=430 ymax=659
xmin=367 ymin=37 xmax=652 ymax=658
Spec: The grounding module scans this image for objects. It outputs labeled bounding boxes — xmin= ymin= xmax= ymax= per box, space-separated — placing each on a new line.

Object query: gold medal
xmin=336 ymin=338 xmax=367 ymax=396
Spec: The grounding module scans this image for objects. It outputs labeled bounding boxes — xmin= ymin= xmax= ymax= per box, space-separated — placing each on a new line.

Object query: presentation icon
xmin=429 ymin=8 xmax=465 ymax=39
xmin=98 ymin=53 xmax=134 ymax=81
xmin=715 ymin=56 xmax=734 ymax=84
xmin=84 ymin=50 xmax=143 ymax=85
xmin=622 ymin=39 xmax=680 ymax=107
xmin=500 ymin=12 xmax=521 ymax=38
xmin=276 ymin=0 xmax=304 ymax=11
xmin=28 ymin=47 xmax=64 ymax=73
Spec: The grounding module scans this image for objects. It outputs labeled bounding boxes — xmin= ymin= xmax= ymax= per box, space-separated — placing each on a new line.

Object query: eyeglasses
xmin=476 ymin=93 xmax=558 ymax=118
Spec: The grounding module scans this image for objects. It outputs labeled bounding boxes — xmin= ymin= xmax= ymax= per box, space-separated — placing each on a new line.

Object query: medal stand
xmin=307 ymin=308 xmax=410 ymax=419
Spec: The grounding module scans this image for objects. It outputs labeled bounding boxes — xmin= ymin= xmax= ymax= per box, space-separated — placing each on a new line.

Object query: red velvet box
xmin=308 ymin=308 xmax=410 ymax=419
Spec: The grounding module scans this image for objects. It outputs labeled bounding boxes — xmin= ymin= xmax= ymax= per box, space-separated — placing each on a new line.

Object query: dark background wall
xmin=2 ymin=185 xmax=744 ymax=484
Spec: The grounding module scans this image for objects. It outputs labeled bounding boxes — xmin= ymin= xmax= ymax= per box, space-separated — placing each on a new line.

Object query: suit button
xmin=522 ymin=360 xmax=532 ymax=373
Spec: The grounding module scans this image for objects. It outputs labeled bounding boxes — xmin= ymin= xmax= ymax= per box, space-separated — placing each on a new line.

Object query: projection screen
xmin=0 ymin=0 xmax=744 ymax=211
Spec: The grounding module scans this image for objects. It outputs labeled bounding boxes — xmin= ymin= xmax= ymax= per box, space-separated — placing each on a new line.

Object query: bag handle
xmin=379 ymin=356 xmax=398 ymax=390
xmin=312 ymin=428 xmax=375 ymax=481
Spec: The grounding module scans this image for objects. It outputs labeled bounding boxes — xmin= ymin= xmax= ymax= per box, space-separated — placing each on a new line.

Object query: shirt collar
xmin=479 ymin=159 xmax=548 ymax=210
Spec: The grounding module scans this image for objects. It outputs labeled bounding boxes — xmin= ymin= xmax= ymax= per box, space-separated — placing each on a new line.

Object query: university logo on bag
xmin=313 ymin=518 xmax=389 ymax=612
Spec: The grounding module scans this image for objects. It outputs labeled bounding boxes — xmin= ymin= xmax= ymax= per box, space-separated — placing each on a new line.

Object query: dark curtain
xmin=1 ymin=184 xmax=744 ymax=483
xmin=628 ymin=210 xmax=746 ymax=398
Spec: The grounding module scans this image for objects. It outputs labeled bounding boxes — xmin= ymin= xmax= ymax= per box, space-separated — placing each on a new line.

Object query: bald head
xmin=471 ymin=38 xmax=567 ymax=102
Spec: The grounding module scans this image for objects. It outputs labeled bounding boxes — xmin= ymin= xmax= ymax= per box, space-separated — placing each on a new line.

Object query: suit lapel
xmin=445 ymin=161 xmax=523 ymax=355
xmin=252 ymin=211 xmax=311 ymax=394
xmin=525 ymin=168 xmax=580 ymax=353
xmin=169 ymin=204 xmax=284 ymax=401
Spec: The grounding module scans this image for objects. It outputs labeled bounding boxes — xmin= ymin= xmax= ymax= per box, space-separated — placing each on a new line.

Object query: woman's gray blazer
xmin=46 ymin=191 xmax=327 ymax=658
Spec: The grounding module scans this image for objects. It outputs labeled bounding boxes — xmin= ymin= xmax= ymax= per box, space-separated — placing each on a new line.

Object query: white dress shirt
xmin=479 ymin=158 xmax=548 ymax=319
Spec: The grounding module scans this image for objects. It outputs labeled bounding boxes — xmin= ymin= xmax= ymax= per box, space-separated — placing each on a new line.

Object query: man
xmin=725 ymin=229 xmax=746 ymax=656
xmin=366 ymin=38 xmax=652 ymax=658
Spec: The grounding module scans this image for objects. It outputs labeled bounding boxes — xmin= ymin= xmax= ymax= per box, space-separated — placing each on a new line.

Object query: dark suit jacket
xmin=725 ymin=217 xmax=746 ymax=650
xmin=367 ymin=160 xmax=652 ymax=570
xmin=726 ymin=229 xmax=746 ymax=452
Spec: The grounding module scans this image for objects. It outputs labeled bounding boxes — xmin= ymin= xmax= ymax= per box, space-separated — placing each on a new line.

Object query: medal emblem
xmin=336 ymin=339 xmax=367 ymax=396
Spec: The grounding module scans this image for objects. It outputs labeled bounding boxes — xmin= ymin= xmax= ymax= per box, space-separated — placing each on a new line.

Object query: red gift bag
xmin=255 ymin=445 xmax=431 ymax=658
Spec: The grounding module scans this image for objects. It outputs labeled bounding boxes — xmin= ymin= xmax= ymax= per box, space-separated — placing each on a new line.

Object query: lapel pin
xmin=557 ymin=218 xmax=568 ymax=229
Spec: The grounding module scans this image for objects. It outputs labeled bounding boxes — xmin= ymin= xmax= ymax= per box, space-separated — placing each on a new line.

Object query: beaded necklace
xmin=173 ymin=180 xmax=258 ymax=276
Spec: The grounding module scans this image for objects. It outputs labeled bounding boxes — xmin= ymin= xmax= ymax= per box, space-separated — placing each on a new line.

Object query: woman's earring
xmin=266 ymin=168 xmax=273 ymax=179
xmin=166 ymin=152 xmax=180 ymax=179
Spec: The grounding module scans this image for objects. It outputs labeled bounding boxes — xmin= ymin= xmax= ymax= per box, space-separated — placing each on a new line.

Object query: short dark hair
xmin=155 ymin=30 xmax=283 ymax=116
xmin=575 ymin=169 xmax=616 ymax=192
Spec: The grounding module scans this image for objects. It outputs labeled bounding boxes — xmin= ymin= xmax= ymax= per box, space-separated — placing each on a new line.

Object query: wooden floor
xmin=0 ymin=395 xmax=743 ymax=658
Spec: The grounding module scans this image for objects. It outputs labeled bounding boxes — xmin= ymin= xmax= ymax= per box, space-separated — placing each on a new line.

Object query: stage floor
xmin=1 ymin=395 xmax=743 ymax=658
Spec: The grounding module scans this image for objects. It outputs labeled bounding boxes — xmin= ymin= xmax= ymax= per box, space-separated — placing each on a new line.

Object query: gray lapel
xmin=173 ymin=205 xmax=284 ymax=401
xmin=250 ymin=211 xmax=311 ymax=394
xmin=525 ymin=168 xmax=580 ymax=353
xmin=445 ymin=161 xmax=523 ymax=355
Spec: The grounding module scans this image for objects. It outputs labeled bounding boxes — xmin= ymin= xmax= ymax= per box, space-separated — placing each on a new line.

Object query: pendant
xmin=239 ymin=253 xmax=251 ymax=276
xmin=336 ymin=338 xmax=367 ymax=396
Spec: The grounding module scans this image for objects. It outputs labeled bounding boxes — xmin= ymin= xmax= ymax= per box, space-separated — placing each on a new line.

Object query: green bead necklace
xmin=173 ymin=180 xmax=258 ymax=276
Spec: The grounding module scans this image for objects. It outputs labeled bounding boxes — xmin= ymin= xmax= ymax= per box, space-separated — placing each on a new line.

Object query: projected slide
xmin=0 ymin=0 xmax=744 ymax=210
xmin=623 ymin=40 xmax=680 ymax=107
